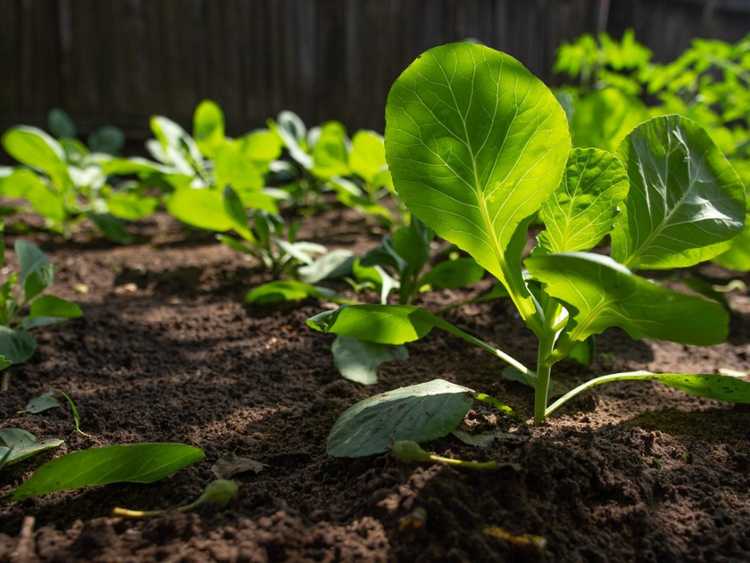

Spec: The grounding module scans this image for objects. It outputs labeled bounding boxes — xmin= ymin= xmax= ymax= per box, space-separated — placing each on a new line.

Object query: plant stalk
xmin=533 ymin=333 xmax=555 ymax=424
xmin=544 ymin=370 xmax=655 ymax=418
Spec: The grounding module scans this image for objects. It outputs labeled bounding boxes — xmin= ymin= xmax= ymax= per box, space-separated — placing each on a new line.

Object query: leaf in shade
xmin=332 ymin=335 xmax=409 ymax=385
xmin=0 ymin=428 xmax=63 ymax=469
xmin=327 ymin=379 xmax=474 ymax=457
xmin=23 ymin=391 xmax=62 ymax=414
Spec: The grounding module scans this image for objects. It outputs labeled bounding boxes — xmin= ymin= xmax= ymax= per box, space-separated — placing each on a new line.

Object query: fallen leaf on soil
xmin=211 ymin=454 xmax=267 ymax=479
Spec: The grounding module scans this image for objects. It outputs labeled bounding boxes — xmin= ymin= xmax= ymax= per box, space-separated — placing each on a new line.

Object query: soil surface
xmin=1 ymin=211 xmax=749 ymax=562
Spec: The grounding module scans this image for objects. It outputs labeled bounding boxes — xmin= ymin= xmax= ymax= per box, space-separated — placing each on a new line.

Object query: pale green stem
xmin=545 ymin=370 xmax=655 ymax=418
xmin=533 ymin=333 xmax=556 ymax=424
xmin=440 ymin=322 xmax=535 ymax=379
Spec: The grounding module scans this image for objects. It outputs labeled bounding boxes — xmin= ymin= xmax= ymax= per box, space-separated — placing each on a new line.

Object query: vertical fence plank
xmin=1 ymin=0 xmax=748 ymax=138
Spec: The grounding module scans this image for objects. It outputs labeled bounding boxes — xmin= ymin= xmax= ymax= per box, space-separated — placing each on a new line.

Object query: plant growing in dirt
xmin=0 ymin=125 xmax=155 ymax=242
xmin=269 ymin=110 xmax=395 ymax=220
xmin=0 ymin=232 xmax=81 ymax=375
xmin=219 ymin=187 xmax=327 ymax=281
xmin=308 ymin=42 xmax=750 ymax=457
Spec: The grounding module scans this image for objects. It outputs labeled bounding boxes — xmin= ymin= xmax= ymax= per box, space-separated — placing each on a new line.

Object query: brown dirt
xmin=1 ymin=211 xmax=749 ymax=562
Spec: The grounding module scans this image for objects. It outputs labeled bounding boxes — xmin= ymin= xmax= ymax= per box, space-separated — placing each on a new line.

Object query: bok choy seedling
xmin=308 ymin=42 xmax=750 ymax=457
xmin=0 ymin=233 xmax=81 ymax=371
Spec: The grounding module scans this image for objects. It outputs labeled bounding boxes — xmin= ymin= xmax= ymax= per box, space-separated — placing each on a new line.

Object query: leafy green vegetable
xmin=12 ymin=443 xmax=205 ymax=500
xmin=317 ymin=42 xmax=748 ymax=456
xmin=327 ymin=379 xmax=473 ymax=457
xmin=0 ymin=238 xmax=80 ymax=366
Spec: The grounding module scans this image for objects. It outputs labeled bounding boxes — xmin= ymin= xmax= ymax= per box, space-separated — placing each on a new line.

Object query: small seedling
xmin=0 ymin=123 xmax=153 ymax=242
xmin=0 ymin=235 xmax=81 ymax=380
xmin=112 ymin=479 xmax=238 ymax=519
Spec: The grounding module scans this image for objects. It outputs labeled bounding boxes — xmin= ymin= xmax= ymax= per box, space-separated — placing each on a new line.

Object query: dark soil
xmin=1 ymin=211 xmax=750 ymax=562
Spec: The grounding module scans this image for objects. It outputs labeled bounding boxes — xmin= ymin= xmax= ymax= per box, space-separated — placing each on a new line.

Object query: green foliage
xmin=313 ymin=42 xmax=749 ymax=456
xmin=0 ymin=428 xmax=63 ymax=470
xmin=12 ymin=442 xmax=205 ymax=500
xmin=326 ymin=379 xmax=473 ymax=457
xmin=556 ymin=31 xmax=750 ymax=270
xmin=0 ymin=124 xmax=141 ymax=241
xmin=0 ymin=237 xmax=81 ymax=364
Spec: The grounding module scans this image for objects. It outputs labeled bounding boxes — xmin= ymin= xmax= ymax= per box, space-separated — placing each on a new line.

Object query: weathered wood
xmin=0 ymin=0 xmax=747 ymax=142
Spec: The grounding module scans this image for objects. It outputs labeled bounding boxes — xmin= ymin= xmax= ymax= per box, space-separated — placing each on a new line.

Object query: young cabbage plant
xmin=269 ymin=111 xmax=395 ymax=220
xmin=308 ymin=42 xmax=750 ymax=457
xmin=0 ymin=125 xmax=153 ymax=242
xmin=0 ymin=235 xmax=81 ymax=368
xmin=219 ymin=186 xmax=326 ymax=281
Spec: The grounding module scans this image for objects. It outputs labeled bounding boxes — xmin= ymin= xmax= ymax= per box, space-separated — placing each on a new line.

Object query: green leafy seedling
xmin=0 ymin=236 xmax=81 ymax=372
xmin=1 ymin=120 xmax=149 ymax=242
xmin=309 ymin=42 xmax=749 ymax=457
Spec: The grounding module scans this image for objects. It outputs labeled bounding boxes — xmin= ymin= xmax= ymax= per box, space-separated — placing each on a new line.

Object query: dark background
xmin=1 ymin=0 xmax=749 ymax=141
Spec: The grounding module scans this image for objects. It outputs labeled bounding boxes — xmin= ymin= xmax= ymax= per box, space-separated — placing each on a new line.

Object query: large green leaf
xmin=331 ymin=336 xmax=408 ymax=385
xmin=1 ymin=126 xmax=69 ymax=187
xmin=12 ymin=442 xmax=205 ymax=500
xmin=538 ymin=147 xmax=629 ymax=253
xmin=214 ymin=139 xmax=264 ymax=191
xmin=327 ymin=379 xmax=473 ymax=457
xmin=193 ymin=99 xmax=225 ymax=158
xmin=526 ymin=252 xmax=728 ymax=346
xmin=166 ymin=188 xmax=233 ymax=231
xmin=571 ymin=89 xmax=649 ymax=152
xmin=384 ymin=42 xmax=570 ymax=320
xmin=611 ymin=115 xmax=745 ymax=269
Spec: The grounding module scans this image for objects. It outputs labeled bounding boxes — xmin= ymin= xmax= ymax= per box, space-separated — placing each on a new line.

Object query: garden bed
xmin=0 ymin=211 xmax=749 ymax=562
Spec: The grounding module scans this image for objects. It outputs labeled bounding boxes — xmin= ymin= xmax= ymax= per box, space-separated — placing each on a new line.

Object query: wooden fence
xmin=1 ymin=0 xmax=749 ymax=141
